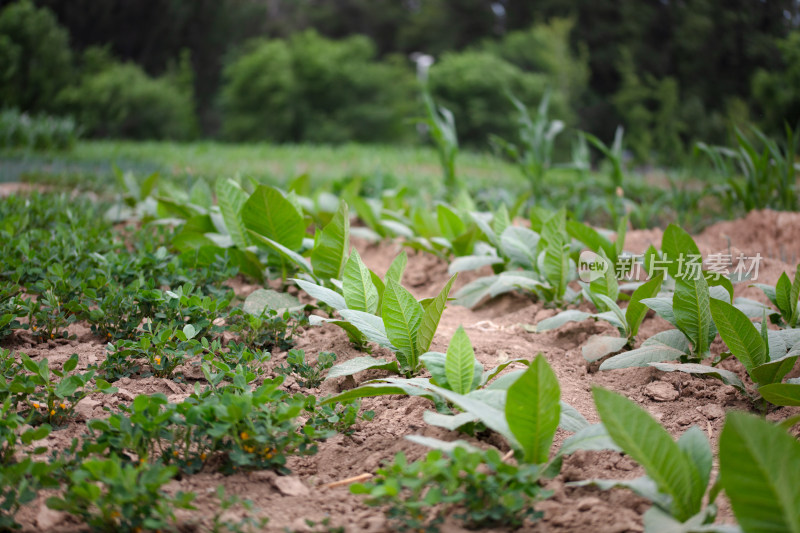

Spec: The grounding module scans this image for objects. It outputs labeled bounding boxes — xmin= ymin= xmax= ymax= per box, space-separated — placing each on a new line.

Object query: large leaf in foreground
xmin=382 ymin=279 xmax=423 ymax=369
xmin=505 ymin=355 xmax=560 ymax=464
xmin=310 ymin=201 xmax=350 ymax=280
xmin=242 ymin=185 xmax=304 ymax=250
xmin=592 ymin=387 xmax=702 ymax=521
xmin=719 ymin=412 xmax=800 ymax=533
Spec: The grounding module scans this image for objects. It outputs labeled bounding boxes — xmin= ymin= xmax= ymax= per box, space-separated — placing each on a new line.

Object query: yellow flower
xmin=200 ymin=453 xmax=207 ymax=460
xmin=139 ymin=458 xmax=146 ymax=464
xmin=50 ymin=334 xmax=54 ymax=339
xmin=32 ymin=402 xmax=40 ymax=409
xmin=173 ymin=451 xmax=179 ymax=456
xmin=59 ymin=403 xmax=66 ymax=409
xmin=240 ymin=431 xmax=248 ymax=440
xmin=50 ymin=410 xmax=55 ymax=416
xmin=155 ymin=357 xmax=161 ymax=364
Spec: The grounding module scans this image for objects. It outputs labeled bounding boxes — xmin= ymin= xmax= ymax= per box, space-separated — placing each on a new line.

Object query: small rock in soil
xmin=697 ymin=404 xmax=725 ymax=420
xmin=271 ymin=475 xmax=310 ymax=497
xmin=36 ymin=504 xmax=66 ymax=530
xmin=74 ymin=397 xmax=99 ymax=420
xmin=577 ymin=497 xmax=602 ymax=512
xmin=643 ymin=381 xmax=679 ymax=402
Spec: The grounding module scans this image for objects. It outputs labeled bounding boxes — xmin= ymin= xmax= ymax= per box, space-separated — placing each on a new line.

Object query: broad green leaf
xmin=676 ymin=426 xmax=713 ymax=491
xmin=325 ymin=357 xmax=399 ymax=380
xmin=437 ymin=204 xmax=466 ymax=240
xmin=500 ymin=226 xmax=540 ymax=268
xmin=63 ymin=355 xmax=78 ymax=373
xmin=385 ymin=251 xmax=408 ymax=284
xmin=405 ymin=435 xmax=481 ymax=454
xmin=673 ymin=276 xmax=714 ymax=357
xmin=215 ymin=179 xmax=250 ymax=248
xmin=422 ymin=411 xmax=480 ymax=432
xmin=505 ymin=354 xmax=561 ymax=464
xmin=776 ymin=272 xmax=793 ymax=318
xmin=750 ymin=352 xmax=799 ymax=386
xmin=243 ymin=289 xmax=304 ymax=316
xmin=569 ymin=476 xmax=671 ymax=511
xmin=559 ymin=401 xmax=590 ymax=432
xmin=719 ymin=412 xmax=800 ymax=532
xmin=308 ymin=315 xmax=366 ymax=346
xmin=709 ymin=298 xmax=766 ymax=372
xmin=247 ymin=230 xmax=312 ymax=274
xmin=566 ymin=220 xmax=615 ymax=261
xmin=448 ymin=255 xmax=503 ymax=274
xmin=558 ymin=424 xmax=621 ymax=456
xmin=596 ymin=294 xmax=628 ymax=335
xmin=593 ymin=387 xmax=702 ymax=521
xmin=471 ymin=211 xmax=501 ymax=249
xmin=600 ymin=330 xmax=690 ymax=370
xmin=627 ymin=274 xmax=664 ymax=337
xmin=589 ymin=250 xmax=619 ymax=304
xmin=294 ymin=279 xmax=347 ymax=310
xmin=535 ymin=310 xmax=592 ymax=332
xmin=642 ymin=296 xmax=678 ymax=327
xmin=343 ymin=249 xmax=379 ymax=314
xmin=492 ymin=204 xmax=511 ymax=236
xmin=421 ymin=351 xmax=482 ymax=390
xmin=452 ymin=275 xmax=498 ymax=308
xmin=382 ymin=279 xmax=424 ymax=369
xmin=242 ymin=185 xmax=304 ymax=250
xmin=481 ymin=359 xmax=530 ymax=387
xmin=311 ymin=202 xmax=350 ymax=280
xmin=541 ymin=210 xmax=569 ymax=298
xmin=417 ymin=274 xmax=457 ymax=354
xmin=444 ymin=327 xmax=476 ymax=394
xmin=650 ymin=363 xmax=746 ymax=393
xmin=338 ymin=309 xmax=395 ymax=349
xmin=758 ymin=383 xmax=800 ymax=406
xmin=322 ymin=380 xmax=438 ymax=405
xmin=661 ymin=224 xmax=701 ymax=279
xmin=791 ymin=265 xmax=800 ymax=326
xmin=582 ymin=335 xmax=628 ymax=362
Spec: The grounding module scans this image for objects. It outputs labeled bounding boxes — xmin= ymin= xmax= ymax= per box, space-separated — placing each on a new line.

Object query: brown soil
xmin=7 ymin=211 xmax=800 ymax=533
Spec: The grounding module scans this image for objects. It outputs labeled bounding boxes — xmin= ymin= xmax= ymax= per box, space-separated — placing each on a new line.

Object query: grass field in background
xmin=1 ymin=140 xmax=532 ymax=193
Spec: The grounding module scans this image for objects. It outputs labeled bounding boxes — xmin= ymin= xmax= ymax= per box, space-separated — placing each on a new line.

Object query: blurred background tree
xmin=0 ymin=0 xmax=797 ymax=158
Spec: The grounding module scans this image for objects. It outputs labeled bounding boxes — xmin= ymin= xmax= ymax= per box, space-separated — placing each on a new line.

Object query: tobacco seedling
xmin=453 ymin=209 xmax=578 ymax=308
xmin=652 ymin=300 xmax=800 ymax=407
xmin=300 ymin=251 xmax=457 ymax=377
xmin=490 ymin=91 xmax=564 ymax=197
xmin=276 ymin=349 xmax=337 ymax=388
xmin=535 ymin=274 xmax=664 ymax=361
xmin=749 ymin=264 xmax=800 ymax=328
xmin=576 ymin=387 xmax=718 ymax=528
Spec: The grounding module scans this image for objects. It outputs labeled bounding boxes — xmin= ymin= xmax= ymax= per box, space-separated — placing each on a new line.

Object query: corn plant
xmin=698 ymin=125 xmax=799 ymax=212
xmin=490 ymin=91 xmax=564 ymax=196
xmin=415 ymin=90 xmax=459 ymax=198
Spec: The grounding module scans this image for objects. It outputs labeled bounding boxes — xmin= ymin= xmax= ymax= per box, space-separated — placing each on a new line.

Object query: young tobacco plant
xmin=575 ymin=387 xmax=719 ymax=530
xmin=452 ymin=208 xmax=578 ymax=308
xmin=534 ymin=273 xmax=664 ymax=361
xmin=490 ymin=91 xmax=564 ymax=197
xmin=653 ymin=300 xmax=800 ymax=407
xmin=748 ymin=264 xmax=800 ymax=328
xmin=299 ymin=250 xmax=457 ymax=377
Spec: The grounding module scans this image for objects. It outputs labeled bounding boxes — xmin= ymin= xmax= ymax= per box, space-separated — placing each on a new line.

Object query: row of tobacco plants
xmin=1 ymin=170 xmax=799 ymax=532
